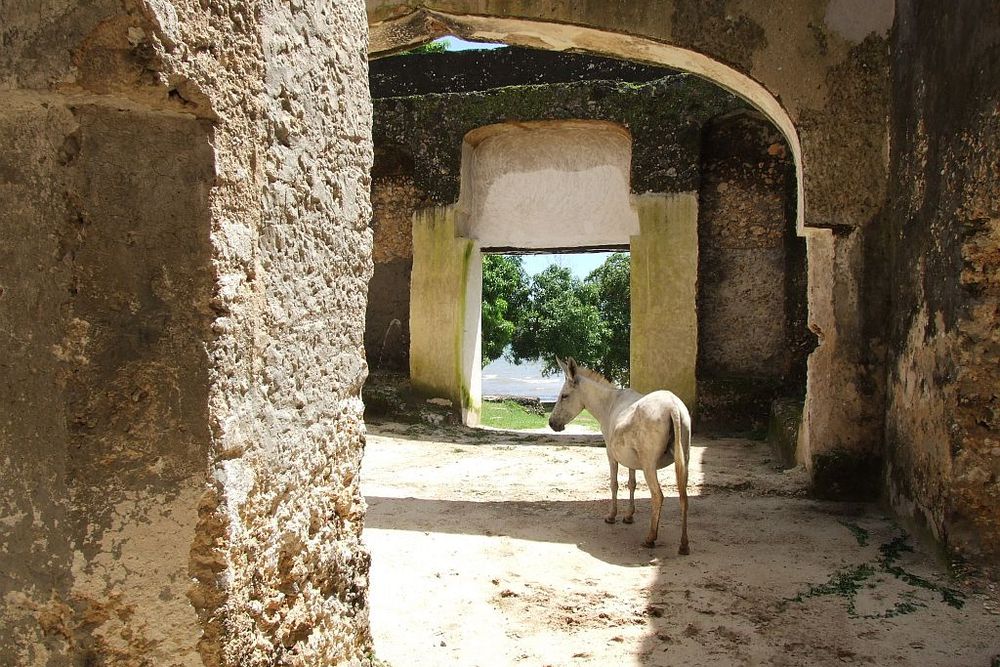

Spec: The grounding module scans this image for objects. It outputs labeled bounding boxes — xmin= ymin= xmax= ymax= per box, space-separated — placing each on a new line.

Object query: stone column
xmin=410 ymin=206 xmax=483 ymax=424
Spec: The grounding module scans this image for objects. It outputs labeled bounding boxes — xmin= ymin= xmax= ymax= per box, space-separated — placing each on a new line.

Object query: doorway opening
xmin=480 ymin=250 xmax=630 ymax=432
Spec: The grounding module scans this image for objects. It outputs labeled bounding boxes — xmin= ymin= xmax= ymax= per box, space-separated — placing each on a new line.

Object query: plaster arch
xmin=368 ymin=0 xmax=892 ymax=231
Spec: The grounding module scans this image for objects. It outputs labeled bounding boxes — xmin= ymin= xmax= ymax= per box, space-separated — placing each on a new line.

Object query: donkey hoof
xmin=642 ymin=539 xmax=656 ymax=548
xmin=678 ymin=544 xmax=690 ymax=556
xmin=604 ymin=517 xmax=617 ymax=524
xmin=622 ymin=516 xmax=634 ymax=524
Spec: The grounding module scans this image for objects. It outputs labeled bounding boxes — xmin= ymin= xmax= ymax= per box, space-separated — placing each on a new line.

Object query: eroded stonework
xmin=2 ymin=0 xmax=374 ymax=665
xmin=0 ymin=1 xmax=997 ymax=664
xmin=884 ymin=0 xmax=1000 ymax=565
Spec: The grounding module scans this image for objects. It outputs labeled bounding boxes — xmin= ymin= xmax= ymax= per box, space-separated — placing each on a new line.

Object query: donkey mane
xmin=576 ymin=365 xmax=614 ymax=387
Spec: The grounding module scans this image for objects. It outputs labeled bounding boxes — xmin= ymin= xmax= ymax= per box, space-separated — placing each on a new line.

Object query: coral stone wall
xmin=1 ymin=0 xmax=375 ymax=664
xmin=366 ymin=147 xmax=428 ymax=372
xmin=369 ymin=47 xmax=676 ymax=97
xmin=1 ymin=96 xmax=90 ymax=665
xmin=1 ymin=97 xmax=215 ymax=667
xmin=697 ymin=112 xmax=808 ymax=433
xmin=885 ymin=0 xmax=1000 ymax=564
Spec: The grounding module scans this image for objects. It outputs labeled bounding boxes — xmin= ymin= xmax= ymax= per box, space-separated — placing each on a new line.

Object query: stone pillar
xmin=801 ymin=229 xmax=883 ymax=497
xmin=409 ymin=206 xmax=483 ymax=424
xmin=630 ymin=193 xmax=698 ymax=411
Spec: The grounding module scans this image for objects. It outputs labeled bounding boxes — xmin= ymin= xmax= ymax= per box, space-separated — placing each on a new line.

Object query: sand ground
xmin=362 ymin=421 xmax=1000 ymax=667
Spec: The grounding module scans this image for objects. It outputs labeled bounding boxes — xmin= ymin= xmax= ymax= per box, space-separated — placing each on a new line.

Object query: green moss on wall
xmin=374 ymin=75 xmax=747 ymax=204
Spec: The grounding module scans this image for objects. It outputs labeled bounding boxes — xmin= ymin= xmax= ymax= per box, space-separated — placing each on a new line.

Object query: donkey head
xmin=548 ymin=356 xmax=586 ymax=432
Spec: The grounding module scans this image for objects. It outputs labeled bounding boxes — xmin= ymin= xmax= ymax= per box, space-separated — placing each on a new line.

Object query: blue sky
xmin=518 ymin=253 xmax=616 ymax=279
xmin=434 ymin=36 xmax=506 ymax=51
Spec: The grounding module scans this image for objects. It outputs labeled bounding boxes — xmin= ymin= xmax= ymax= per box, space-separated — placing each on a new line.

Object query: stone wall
xmin=368 ymin=60 xmax=747 ymax=373
xmin=1 ymin=0 xmax=375 ymax=664
xmin=374 ymin=75 xmax=744 ymax=205
xmin=1 ymin=70 xmax=216 ymax=667
xmin=697 ymin=112 xmax=808 ymax=433
xmin=884 ymin=0 xmax=1000 ymax=564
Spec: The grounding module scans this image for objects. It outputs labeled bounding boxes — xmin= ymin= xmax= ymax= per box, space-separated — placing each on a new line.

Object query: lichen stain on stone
xmin=885 ymin=306 xmax=956 ymax=536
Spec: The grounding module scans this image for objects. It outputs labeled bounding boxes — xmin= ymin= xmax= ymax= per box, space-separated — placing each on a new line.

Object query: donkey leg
xmin=622 ymin=468 xmax=637 ymax=524
xmin=605 ymin=458 xmax=619 ymax=523
xmin=678 ymin=483 xmax=690 ymax=555
xmin=677 ymin=459 xmax=690 ymax=556
xmin=641 ymin=467 xmax=664 ymax=548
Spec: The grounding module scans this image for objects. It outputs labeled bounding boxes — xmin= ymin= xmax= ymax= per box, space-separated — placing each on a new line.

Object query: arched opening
xmin=479 ymin=249 xmax=627 ymax=433
xmin=368 ymin=12 xmax=808 ymax=234
xmin=366 ymin=36 xmax=809 ymax=437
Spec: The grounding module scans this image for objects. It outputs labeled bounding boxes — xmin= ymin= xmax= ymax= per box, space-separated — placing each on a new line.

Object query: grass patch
xmin=787 ymin=530 xmax=965 ymax=618
xmin=838 ymin=520 xmax=870 ymax=547
xmin=480 ymin=400 xmax=600 ymax=432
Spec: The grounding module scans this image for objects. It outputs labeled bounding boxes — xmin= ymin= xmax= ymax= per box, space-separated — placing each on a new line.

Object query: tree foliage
xmin=397 ymin=41 xmax=447 ymax=56
xmin=585 ymin=253 xmax=631 ymax=384
xmin=510 ymin=265 xmax=609 ymax=377
xmin=481 ymin=253 xmax=631 ymax=385
xmin=481 ymin=255 xmax=529 ymax=366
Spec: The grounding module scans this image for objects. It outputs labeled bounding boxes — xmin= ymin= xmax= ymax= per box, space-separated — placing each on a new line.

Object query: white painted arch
xmin=369 ymin=10 xmax=808 ymax=236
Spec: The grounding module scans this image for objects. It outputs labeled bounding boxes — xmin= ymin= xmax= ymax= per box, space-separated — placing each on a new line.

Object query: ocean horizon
xmin=481 ymin=356 xmax=562 ymax=401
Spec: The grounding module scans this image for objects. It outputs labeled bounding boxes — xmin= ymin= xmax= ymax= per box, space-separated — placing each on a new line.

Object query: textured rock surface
xmin=1 ymin=0 xmax=374 ymax=664
xmin=370 ymin=46 xmax=677 ymax=97
xmin=883 ymin=0 xmax=1000 ymax=564
xmin=697 ymin=112 xmax=808 ymax=433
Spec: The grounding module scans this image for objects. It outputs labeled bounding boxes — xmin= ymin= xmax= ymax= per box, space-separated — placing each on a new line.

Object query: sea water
xmin=481 ymin=356 xmax=562 ymax=401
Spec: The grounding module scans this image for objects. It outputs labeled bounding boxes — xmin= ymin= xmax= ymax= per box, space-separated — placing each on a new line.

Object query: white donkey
xmin=548 ymin=357 xmax=691 ymax=554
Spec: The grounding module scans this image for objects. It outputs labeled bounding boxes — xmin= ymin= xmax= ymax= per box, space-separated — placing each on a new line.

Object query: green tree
xmin=481 ymin=255 xmax=530 ymax=366
xmin=510 ymin=266 xmax=609 ymax=377
xmin=481 ymin=253 xmax=632 ymax=385
xmin=584 ymin=253 xmax=631 ymax=385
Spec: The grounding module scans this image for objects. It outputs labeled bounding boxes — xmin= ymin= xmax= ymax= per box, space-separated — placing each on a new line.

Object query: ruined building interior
xmin=1 ymin=1 xmax=998 ymax=665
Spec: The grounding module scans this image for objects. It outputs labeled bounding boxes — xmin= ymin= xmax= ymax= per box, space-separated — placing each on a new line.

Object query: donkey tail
xmin=671 ymin=396 xmax=691 ymax=555
xmin=671 ymin=403 xmax=689 ymax=486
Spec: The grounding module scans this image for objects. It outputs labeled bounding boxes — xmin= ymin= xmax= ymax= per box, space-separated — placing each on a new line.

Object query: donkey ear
xmin=556 ymin=356 xmax=568 ymax=373
xmin=566 ymin=357 xmax=578 ymax=379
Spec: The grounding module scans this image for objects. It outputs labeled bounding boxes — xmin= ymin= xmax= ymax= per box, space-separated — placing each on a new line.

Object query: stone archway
xmin=367 ymin=4 xmax=897 ymax=488
xmin=367 ymin=8 xmax=887 ymax=479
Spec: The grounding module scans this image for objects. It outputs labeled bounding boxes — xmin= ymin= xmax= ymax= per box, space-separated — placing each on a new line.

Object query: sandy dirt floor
xmin=362 ymin=421 xmax=1000 ymax=667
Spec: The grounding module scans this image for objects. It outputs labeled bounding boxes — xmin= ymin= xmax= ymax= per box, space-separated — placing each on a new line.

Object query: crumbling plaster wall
xmin=2 ymin=0 xmax=374 ymax=665
xmin=460 ymin=121 xmax=638 ymax=248
xmin=367 ymin=146 xmax=427 ymax=372
xmin=885 ymin=0 xmax=1000 ymax=563
xmin=368 ymin=0 xmax=893 ymax=490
